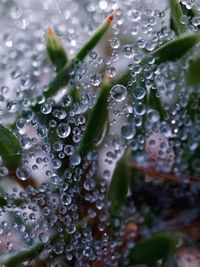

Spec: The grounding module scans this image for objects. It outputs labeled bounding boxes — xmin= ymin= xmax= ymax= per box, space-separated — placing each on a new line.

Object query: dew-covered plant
xmin=0 ymin=0 xmax=200 ymax=266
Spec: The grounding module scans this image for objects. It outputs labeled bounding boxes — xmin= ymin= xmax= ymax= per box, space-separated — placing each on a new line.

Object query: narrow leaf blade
xmin=32 ymin=11 xmax=115 ymax=111
xmin=74 ymin=11 xmax=116 ymax=62
xmin=79 ymin=85 xmax=110 ymax=155
xmin=108 ymin=156 xmax=129 ymax=215
xmin=129 ymin=233 xmax=178 ymax=265
xmin=0 ymin=124 xmax=21 ymax=170
xmin=170 ymin=0 xmax=187 ymax=35
xmin=186 ymin=54 xmax=200 ymax=86
xmin=152 ymin=33 xmax=200 ymax=64
xmin=46 ymin=27 xmax=68 ymax=71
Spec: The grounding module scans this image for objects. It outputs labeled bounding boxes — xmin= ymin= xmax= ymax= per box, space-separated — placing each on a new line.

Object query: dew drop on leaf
xmin=110 ymin=84 xmax=127 ymax=102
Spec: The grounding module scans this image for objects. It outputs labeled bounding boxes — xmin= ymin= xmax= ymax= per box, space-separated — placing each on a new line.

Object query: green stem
xmin=2 ymin=242 xmax=46 ymax=267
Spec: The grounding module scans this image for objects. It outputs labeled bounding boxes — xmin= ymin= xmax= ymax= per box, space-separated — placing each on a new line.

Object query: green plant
xmin=0 ymin=0 xmax=200 ymax=266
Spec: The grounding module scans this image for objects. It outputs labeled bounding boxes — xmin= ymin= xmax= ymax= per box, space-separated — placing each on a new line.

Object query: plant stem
xmin=128 ymin=161 xmax=200 ymax=184
xmin=2 ymin=242 xmax=46 ymax=267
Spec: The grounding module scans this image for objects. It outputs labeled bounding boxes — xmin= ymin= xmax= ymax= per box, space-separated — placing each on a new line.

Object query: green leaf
xmin=79 ymin=85 xmax=110 ymax=155
xmin=32 ymin=12 xmax=115 ymax=111
xmin=118 ymin=33 xmax=200 ymax=89
xmin=169 ymin=0 xmax=187 ymax=35
xmin=73 ymin=11 xmax=115 ymax=63
xmin=46 ymin=27 xmax=68 ymax=72
xmin=152 ymin=33 xmax=200 ymax=64
xmin=186 ymin=54 xmax=200 ymax=86
xmin=180 ymin=2 xmax=200 ymax=21
xmin=0 ymin=124 xmax=21 ymax=170
xmin=148 ymin=33 xmax=200 ymax=119
xmin=119 ymin=34 xmax=200 ymax=120
xmin=129 ymin=233 xmax=178 ymax=266
xmin=108 ymin=156 xmax=129 ymax=215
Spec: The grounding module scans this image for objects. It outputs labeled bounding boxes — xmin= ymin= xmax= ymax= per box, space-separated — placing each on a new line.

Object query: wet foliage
xmin=0 ymin=0 xmax=199 ymax=266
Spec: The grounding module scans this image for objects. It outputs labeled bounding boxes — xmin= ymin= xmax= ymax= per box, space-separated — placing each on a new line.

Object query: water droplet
xmin=70 ymin=154 xmax=81 ymax=166
xmin=56 ymin=123 xmax=71 ymax=138
xmin=133 ymin=87 xmax=146 ymax=100
xmin=122 ymin=44 xmax=135 ymax=58
xmin=0 ymin=166 xmax=9 ymax=177
xmin=89 ymin=73 xmax=102 ymax=86
xmin=110 ymin=37 xmax=121 ymax=49
xmin=16 ymin=166 xmax=30 ymax=181
xmin=61 ymin=194 xmax=71 ymax=205
xmin=64 ymin=145 xmax=74 ymax=156
xmin=37 ymin=126 xmax=48 ymax=138
xmin=110 ymin=84 xmax=127 ymax=102
xmin=121 ymin=123 xmax=136 ymax=140
xmin=39 ymin=232 xmax=49 ymax=243
xmin=41 ymin=103 xmax=52 ymax=114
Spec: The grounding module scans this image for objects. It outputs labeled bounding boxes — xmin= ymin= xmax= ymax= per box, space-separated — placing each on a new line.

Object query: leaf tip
xmin=47 ymin=27 xmax=54 ymax=36
xmin=106 ymin=10 xmax=117 ymax=24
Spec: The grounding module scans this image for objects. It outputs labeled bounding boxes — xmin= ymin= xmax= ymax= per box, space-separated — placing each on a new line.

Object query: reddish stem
xmin=128 ymin=162 xmax=200 ymax=184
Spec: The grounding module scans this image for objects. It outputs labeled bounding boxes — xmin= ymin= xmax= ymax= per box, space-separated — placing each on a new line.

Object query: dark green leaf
xmin=186 ymin=54 xmax=200 ymax=86
xmin=46 ymin=27 xmax=68 ymax=72
xmin=118 ymin=34 xmax=200 ymax=121
xmin=0 ymin=124 xmax=21 ymax=170
xmin=108 ymin=156 xmax=129 ymax=215
xmin=118 ymin=33 xmax=200 ymax=89
xmin=129 ymin=233 xmax=178 ymax=266
xmin=169 ymin=0 xmax=187 ymax=35
xmin=180 ymin=2 xmax=200 ymax=21
xmin=79 ymin=85 xmax=110 ymax=155
xmin=152 ymin=33 xmax=200 ymax=64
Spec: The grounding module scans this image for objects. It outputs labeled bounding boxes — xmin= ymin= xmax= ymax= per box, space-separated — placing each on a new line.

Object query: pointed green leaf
xmin=148 ymin=33 xmax=200 ymax=119
xmin=118 ymin=33 xmax=200 ymax=89
xmin=129 ymin=233 xmax=178 ymax=266
xmin=169 ymin=0 xmax=187 ymax=35
xmin=48 ymin=12 xmax=115 ymax=96
xmin=46 ymin=27 xmax=68 ymax=72
xmin=32 ymin=12 xmax=115 ymax=111
xmin=79 ymin=85 xmax=110 ymax=155
xmin=73 ymin=11 xmax=116 ymax=63
xmin=108 ymin=156 xmax=129 ymax=215
xmin=186 ymin=54 xmax=200 ymax=86
xmin=0 ymin=124 xmax=21 ymax=170
xmin=152 ymin=33 xmax=200 ymax=64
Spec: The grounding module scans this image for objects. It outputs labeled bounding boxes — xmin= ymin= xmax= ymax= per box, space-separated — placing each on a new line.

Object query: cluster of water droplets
xmin=0 ymin=0 xmax=199 ymax=266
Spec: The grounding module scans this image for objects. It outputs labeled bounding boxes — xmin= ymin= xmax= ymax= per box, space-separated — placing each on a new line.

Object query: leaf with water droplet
xmin=73 ymin=11 xmax=116 ymax=63
xmin=108 ymin=156 xmax=129 ymax=216
xmin=128 ymin=233 xmax=178 ymax=266
xmin=180 ymin=2 xmax=200 ymax=28
xmin=46 ymin=27 xmax=68 ymax=72
xmin=118 ymin=33 xmax=200 ymax=89
xmin=32 ymin=11 xmax=116 ymax=112
xmin=79 ymin=85 xmax=110 ymax=155
xmin=170 ymin=0 xmax=187 ymax=35
xmin=0 ymin=124 xmax=21 ymax=170
xmin=152 ymin=33 xmax=200 ymax=64
xmin=186 ymin=54 xmax=200 ymax=86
